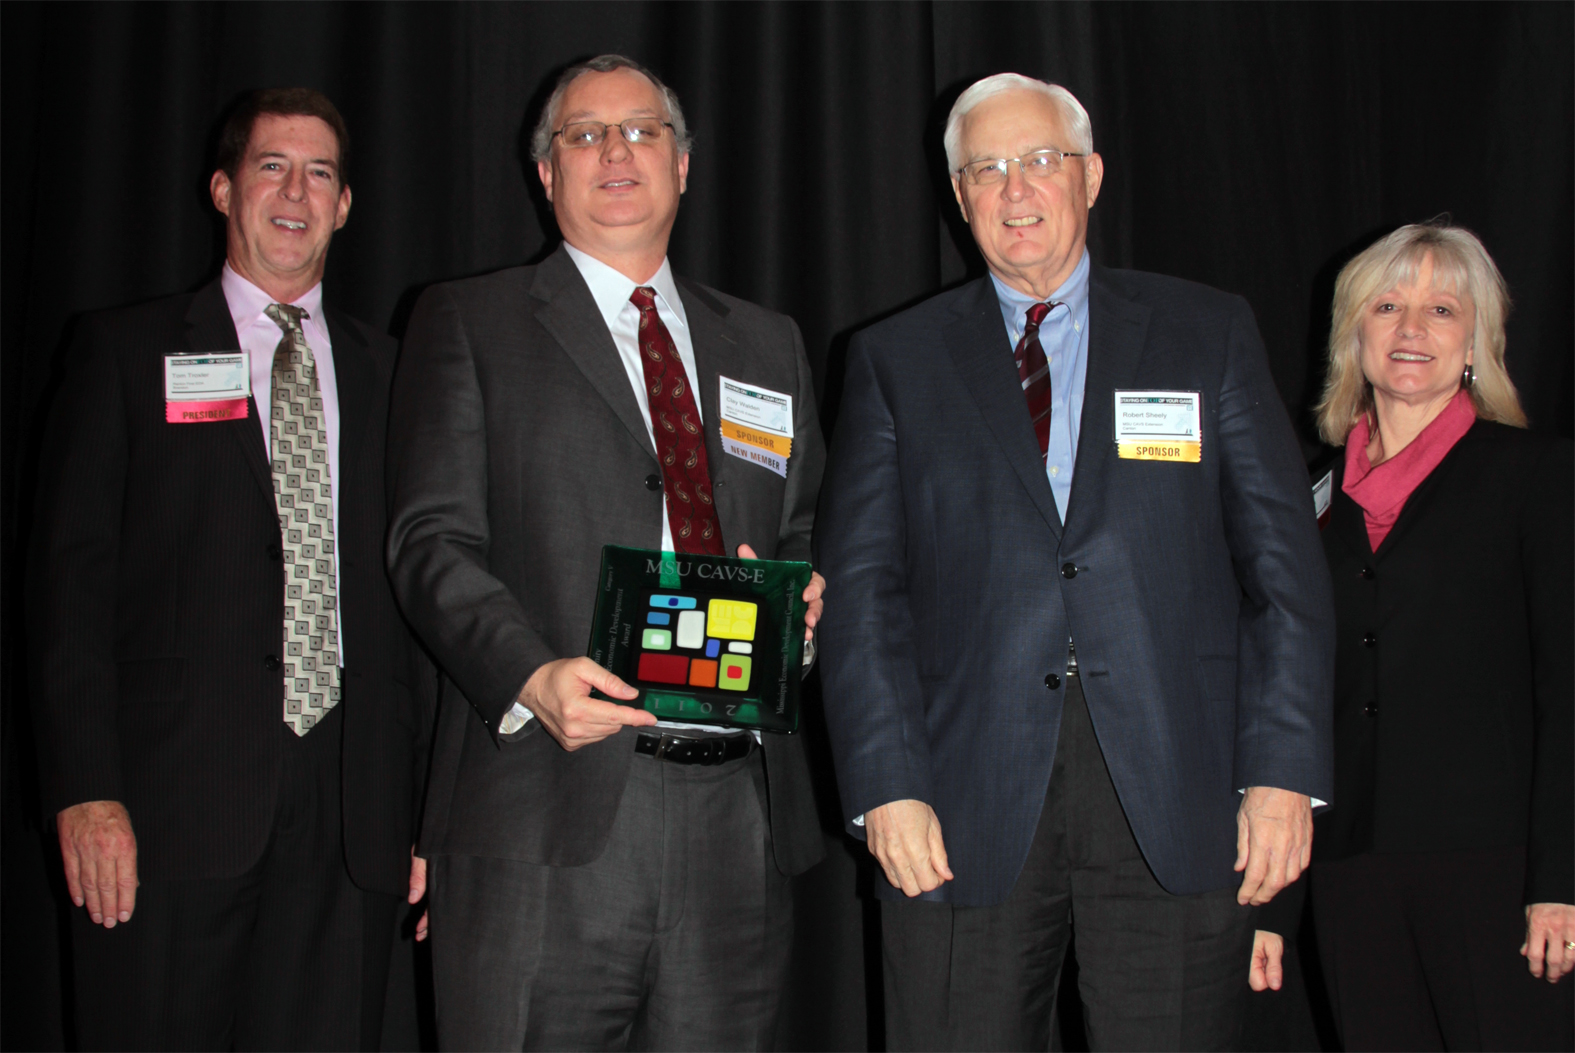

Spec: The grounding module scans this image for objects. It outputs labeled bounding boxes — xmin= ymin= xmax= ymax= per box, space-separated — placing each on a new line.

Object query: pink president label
xmin=166 ymin=398 xmax=249 ymax=423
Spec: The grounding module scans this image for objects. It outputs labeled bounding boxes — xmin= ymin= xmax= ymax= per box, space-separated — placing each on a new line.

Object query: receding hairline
xmin=953 ymin=89 xmax=1078 ymax=161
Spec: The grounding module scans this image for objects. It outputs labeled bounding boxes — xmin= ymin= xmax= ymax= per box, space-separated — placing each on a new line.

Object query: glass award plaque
xmin=586 ymin=545 xmax=811 ymax=733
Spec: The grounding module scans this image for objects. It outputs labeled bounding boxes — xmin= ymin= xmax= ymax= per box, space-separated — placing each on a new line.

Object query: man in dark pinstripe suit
xmin=29 ymin=88 xmax=426 ymax=1050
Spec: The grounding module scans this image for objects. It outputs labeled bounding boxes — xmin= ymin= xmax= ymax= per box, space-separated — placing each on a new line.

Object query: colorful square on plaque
xmin=650 ymin=594 xmax=697 ymax=610
xmin=637 ymin=653 xmax=689 ymax=685
xmin=646 ymin=612 xmax=671 ymax=626
xmin=641 ymin=628 xmax=672 ymax=650
xmin=705 ymin=639 xmax=721 ymax=658
xmin=706 ymin=599 xmax=758 ymax=641
xmin=688 ymin=659 xmax=719 ymax=688
xmin=676 ymin=610 xmax=706 ymax=649
xmin=718 ymin=655 xmax=752 ymax=691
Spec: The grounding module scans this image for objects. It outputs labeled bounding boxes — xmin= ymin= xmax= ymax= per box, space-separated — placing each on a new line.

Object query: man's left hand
xmin=1248 ymin=929 xmax=1285 ymax=991
xmin=1234 ymin=786 xmax=1312 ymax=905
xmin=736 ymin=544 xmax=825 ymax=643
xmin=1522 ymin=903 xmax=1575 ymax=983
xmin=408 ymin=849 xmax=429 ymax=942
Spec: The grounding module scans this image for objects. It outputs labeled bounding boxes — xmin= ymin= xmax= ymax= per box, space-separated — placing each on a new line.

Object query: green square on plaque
xmin=585 ymin=545 xmax=811 ymax=734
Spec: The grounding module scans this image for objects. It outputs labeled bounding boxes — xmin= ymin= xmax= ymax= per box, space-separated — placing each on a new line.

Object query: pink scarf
xmin=1342 ymin=389 xmax=1476 ymax=551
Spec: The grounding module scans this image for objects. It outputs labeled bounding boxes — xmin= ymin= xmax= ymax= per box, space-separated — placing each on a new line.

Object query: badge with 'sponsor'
xmin=165 ymin=351 xmax=249 ymax=423
xmin=718 ymin=375 xmax=792 ymax=478
xmin=1113 ymin=390 xmax=1202 ymax=463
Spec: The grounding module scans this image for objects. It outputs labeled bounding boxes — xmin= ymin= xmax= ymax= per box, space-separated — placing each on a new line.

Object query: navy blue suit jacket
xmin=817 ymin=265 xmax=1335 ymax=906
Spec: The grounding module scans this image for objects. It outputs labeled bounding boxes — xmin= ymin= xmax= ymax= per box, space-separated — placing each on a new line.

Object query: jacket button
xmin=1045 ymin=673 xmax=1061 ymax=690
xmin=1360 ymin=566 xmax=1374 ymax=580
xmin=1364 ymin=702 xmax=1378 ymax=717
xmin=1363 ymin=631 xmax=1377 ymax=647
xmin=263 ymin=654 xmax=281 ymax=671
xmin=1061 ymin=563 xmax=1077 ymax=579
xmin=267 ymin=544 xmax=282 ymax=561
xmin=644 ymin=474 xmax=662 ymax=492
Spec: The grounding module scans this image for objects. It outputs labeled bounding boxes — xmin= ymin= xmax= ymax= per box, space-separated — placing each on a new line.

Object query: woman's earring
xmin=1462 ymin=362 xmax=1475 ymax=389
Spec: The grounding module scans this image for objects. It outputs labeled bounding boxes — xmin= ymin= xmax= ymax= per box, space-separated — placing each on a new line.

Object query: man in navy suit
xmin=817 ymin=73 xmax=1335 ymax=1050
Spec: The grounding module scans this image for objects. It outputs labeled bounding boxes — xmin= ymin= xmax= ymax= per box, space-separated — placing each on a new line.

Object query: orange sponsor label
xmin=719 ymin=418 xmax=792 ymax=459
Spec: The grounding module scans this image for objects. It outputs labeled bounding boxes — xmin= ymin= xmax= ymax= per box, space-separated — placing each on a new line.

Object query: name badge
xmin=165 ymin=352 xmax=249 ymax=423
xmin=719 ymin=375 xmax=793 ymax=478
xmin=1312 ymin=468 xmax=1333 ymax=529
xmin=1114 ymin=390 xmax=1201 ymax=463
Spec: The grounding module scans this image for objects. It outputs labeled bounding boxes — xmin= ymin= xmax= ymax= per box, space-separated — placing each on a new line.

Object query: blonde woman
xmin=1310 ymin=222 xmax=1572 ymax=1049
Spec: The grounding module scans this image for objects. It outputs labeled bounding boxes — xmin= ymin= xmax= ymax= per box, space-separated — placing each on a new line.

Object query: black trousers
xmin=881 ymin=677 xmax=1255 ymax=1052
xmin=71 ymin=708 xmax=398 ymax=1051
xmin=1312 ymin=847 xmax=1574 ymax=1052
xmin=429 ymin=738 xmax=792 ymax=1051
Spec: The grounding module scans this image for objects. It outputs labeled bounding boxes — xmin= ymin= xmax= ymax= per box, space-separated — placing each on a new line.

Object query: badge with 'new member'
xmin=718 ymin=375 xmax=793 ymax=478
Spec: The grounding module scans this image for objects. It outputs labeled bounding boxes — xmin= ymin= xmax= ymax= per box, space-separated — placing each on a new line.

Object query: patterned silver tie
xmin=265 ymin=303 xmax=341 ymax=735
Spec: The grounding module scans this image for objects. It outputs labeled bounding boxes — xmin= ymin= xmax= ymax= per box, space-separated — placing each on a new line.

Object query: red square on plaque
xmin=637 ymin=652 xmax=690 ymax=685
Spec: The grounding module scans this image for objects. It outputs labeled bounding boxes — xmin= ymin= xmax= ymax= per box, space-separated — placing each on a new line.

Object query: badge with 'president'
xmin=165 ymin=351 xmax=249 ymax=423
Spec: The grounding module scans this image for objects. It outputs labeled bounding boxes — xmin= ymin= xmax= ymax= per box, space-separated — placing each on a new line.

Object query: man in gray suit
xmin=388 ymin=55 xmax=827 ymax=1050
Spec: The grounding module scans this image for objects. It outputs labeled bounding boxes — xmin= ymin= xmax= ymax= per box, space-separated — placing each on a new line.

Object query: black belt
xmin=634 ymin=731 xmax=754 ymax=766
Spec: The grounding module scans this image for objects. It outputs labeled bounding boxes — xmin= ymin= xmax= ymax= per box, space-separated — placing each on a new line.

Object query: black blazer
xmin=817 ymin=266 xmax=1335 ymax=906
xmin=29 ymin=279 xmax=426 ymax=896
xmin=387 ymin=246 xmax=826 ymax=876
xmin=1315 ymin=420 xmax=1574 ymax=904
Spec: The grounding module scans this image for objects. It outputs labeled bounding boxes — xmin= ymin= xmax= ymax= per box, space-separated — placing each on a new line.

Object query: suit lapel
xmin=1330 ymin=467 xmax=1375 ymax=558
xmin=944 ymin=277 xmax=1063 ymax=538
xmin=1372 ymin=419 xmax=1481 ymax=559
xmin=1062 ymin=268 xmax=1151 ymax=538
xmin=678 ymin=279 xmax=746 ymax=521
xmin=324 ymin=306 xmax=373 ymax=508
xmin=184 ymin=280 xmax=272 ymax=498
xmin=530 ymin=247 xmax=658 ymax=463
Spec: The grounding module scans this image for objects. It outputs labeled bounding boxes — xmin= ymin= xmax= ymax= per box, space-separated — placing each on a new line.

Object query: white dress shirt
xmin=221 ymin=263 xmax=345 ymax=664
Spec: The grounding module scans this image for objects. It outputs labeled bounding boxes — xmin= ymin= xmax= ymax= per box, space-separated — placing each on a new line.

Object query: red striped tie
xmin=1014 ymin=302 xmax=1060 ymax=458
xmin=631 ymin=286 xmax=726 ymax=555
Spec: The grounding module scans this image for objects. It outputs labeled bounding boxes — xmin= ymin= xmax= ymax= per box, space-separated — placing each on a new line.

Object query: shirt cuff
xmin=1237 ymin=788 xmax=1327 ymax=809
xmin=852 ymin=813 xmax=865 ymax=827
xmin=500 ymin=702 xmax=534 ymax=735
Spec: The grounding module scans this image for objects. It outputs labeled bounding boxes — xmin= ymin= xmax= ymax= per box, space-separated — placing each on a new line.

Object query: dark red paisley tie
xmin=630 ymin=286 xmax=725 ymax=555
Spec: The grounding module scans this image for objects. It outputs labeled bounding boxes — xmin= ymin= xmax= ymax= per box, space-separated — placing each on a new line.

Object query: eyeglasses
xmin=553 ymin=118 xmax=675 ymax=149
xmin=958 ymin=149 xmax=1087 ymax=186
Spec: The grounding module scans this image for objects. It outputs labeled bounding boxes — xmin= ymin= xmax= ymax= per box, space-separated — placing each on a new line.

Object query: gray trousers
xmin=429 ymin=741 xmax=792 ymax=1051
xmin=881 ymin=677 xmax=1255 ymax=1052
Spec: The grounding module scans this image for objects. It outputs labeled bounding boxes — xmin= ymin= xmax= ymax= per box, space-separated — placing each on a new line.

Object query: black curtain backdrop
xmin=3 ymin=3 xmax=1570 ymax=1050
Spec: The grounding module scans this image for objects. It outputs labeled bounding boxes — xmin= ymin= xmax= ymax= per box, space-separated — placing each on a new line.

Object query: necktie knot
xmin=1024 ymin=301 xmax=1058 ymax=333
xmin=265 ymin=302 xmax=307 ymax=336
xmin=630 ymin=286 xmax=658 ymax=312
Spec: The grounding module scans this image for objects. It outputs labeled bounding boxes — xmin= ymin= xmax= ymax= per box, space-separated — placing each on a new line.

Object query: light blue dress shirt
xmin=991 ymin=249 xmax=1091 ymax=521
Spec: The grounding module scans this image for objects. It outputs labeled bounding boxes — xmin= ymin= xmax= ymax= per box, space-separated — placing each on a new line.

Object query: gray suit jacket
xmin=388 ymin=245 xmax=826 ymax=875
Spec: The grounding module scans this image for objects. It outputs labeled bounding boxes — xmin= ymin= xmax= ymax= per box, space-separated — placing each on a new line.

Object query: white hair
xmin=943 ymin=73 xmax=1093 ymax=172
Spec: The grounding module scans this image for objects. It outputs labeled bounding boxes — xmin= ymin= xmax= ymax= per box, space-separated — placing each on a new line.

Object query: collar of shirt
xmin=563 ymin=242 xmax=690 ymax=336
xmin=991 ymin=248 xmax=1091 ymax=347
xmin=221 ymin=262 xmax=330 ymax=353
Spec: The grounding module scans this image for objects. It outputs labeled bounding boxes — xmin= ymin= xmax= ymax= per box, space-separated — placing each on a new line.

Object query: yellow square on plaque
xmin=706 ymin=598 xmax=759 ymax=640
